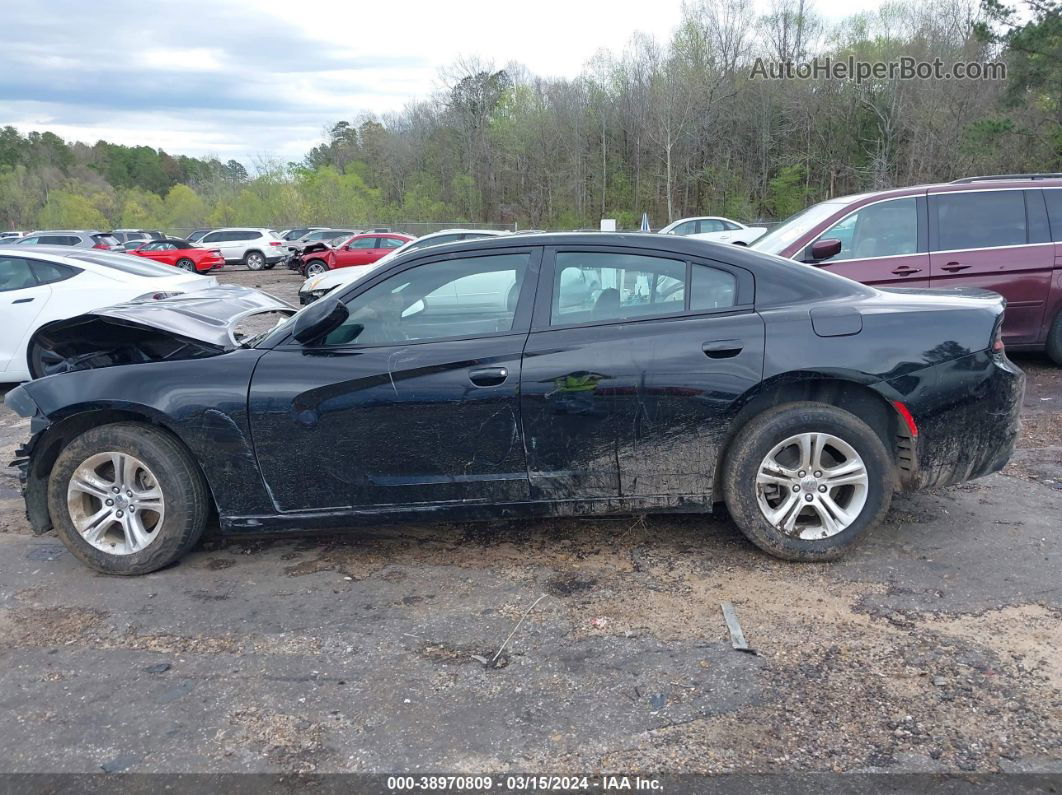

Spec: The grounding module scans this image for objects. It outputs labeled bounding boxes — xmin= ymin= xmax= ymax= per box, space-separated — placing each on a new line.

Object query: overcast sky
xmin=2 ymin=0 xmax=885 ymax=167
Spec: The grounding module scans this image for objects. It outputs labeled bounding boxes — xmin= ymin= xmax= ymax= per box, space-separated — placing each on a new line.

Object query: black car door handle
xmin=940 ymin=262 xmax=970 ymax=272
xmin=468 ymin=366 xmax=508 ymax=386
xmin=891 ymin=266 xmax=922 ymax=275
xmin=702 ymin=340 xmax=743 ymax=359
xmin=12 ymin=297 xmax=34 ymax=304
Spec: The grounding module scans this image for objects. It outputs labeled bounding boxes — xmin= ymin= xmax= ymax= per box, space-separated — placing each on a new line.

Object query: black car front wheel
xmin=48 ymin=423 xmax=210 ymax=575
xmin=723 ymin=402 xmax=892 ymax=560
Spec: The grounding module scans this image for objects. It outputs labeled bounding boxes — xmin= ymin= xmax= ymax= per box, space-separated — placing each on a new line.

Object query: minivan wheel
xmin=176 ymin=258 xmax=195 ymax=272
xmin=304 ymin=259 xmax=328 ymax=277
xmin=1046 ymin=310 xmax=1062 ymax=366
xmin=48 ymin=423 xmax=210 ymax=575
xmin=244 ymin=251 xmax=265 ymax=270
xmin=722 ymin=402 xmax=892 ymax=561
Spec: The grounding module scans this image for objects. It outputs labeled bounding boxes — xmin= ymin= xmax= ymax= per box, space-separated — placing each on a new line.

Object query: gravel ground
xmin=0 ymin=263 xmax=1058 ymax=776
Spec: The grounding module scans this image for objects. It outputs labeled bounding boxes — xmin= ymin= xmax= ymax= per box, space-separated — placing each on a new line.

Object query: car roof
xmin=10 ymin=245 xmax=177 ymax=275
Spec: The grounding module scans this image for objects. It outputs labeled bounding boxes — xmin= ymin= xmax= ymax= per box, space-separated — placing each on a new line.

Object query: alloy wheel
xmin=66 ymin=452 xmax=166 ymax=555
xmin=246 ymin=253 xmax=264 ymax=270
xmin=754 ymin=432 xmax=869 ymax=540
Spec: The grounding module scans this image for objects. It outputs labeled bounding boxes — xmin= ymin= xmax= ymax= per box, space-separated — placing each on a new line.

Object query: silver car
xmin=14 ymin=230 xmax=123 ymax=250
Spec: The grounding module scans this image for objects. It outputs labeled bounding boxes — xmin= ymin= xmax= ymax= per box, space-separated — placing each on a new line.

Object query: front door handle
xmin=12 ymin=297 xmax=34 ymax=304
xmin=468 ymin=366 xmax=508 ymax=386
xmin=891 ymin=266 xmax=922 ymax=275
xmin=940 ymin=262 xmax=970 ymax=272
xmin=702 ymin=340 xmax=743 ymax=359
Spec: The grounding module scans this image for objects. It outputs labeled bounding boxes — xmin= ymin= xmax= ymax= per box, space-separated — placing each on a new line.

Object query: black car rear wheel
xmin=722 ymin=402 xmax=892 ymax=560
xmin=48 ymin=423 xmax=210 ymax=575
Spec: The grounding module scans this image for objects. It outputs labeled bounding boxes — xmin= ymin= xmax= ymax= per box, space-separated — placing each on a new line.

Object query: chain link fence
xmin=161 ymin=221 xmax=518 ymax=239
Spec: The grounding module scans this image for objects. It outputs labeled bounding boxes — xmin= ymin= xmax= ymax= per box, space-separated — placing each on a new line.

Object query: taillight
xmin=93 ymin=243 xmax=109 ymax=249
xmin=269 ymin=241 xmax=282 ymax=246
xmin=991 ymin=322 xmax=1005 ymax=354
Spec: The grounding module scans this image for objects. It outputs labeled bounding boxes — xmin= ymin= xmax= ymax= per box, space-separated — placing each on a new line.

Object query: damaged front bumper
xmin=5 ymin=387 xmax=52 ymax=534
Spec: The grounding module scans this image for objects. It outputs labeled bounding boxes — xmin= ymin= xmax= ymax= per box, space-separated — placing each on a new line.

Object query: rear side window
xmin=1044 ymin=189 xmax=1062 ymax=242
xmin=552 ymin=252 xmax=687 ymax=325
xmin=690 ymin=265 xmax=737 ymax=310
xmin=39 ymin=235 xmax=80 ymax=245
xmin=699 ymin=219 xmax=725 ymax=233
xmin=933 ymin=191 xmax=1026 ymax=250
xmin=380 ymin=237 xmax=405 ymax=249
xmin=93 ymin=234 xmax=119 ymax=246
xmin=30 ymin=259 xmax=80 ymax=285
xmin=0 ymin=257 xmax=39 ymax=291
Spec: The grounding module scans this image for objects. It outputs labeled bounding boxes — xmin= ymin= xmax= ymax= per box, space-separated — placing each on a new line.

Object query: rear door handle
xmin=468 ymin=366 xmax=508 ymax=386
xmin=940 ymin=262 xmax=970 ymax=272
xmin=702 ymin=340 xmax=743 ymax=359
xmin=891 ymin=266 xmax=922 ymax=275
xmin=12 ymin=297 xmax=34 ymax=304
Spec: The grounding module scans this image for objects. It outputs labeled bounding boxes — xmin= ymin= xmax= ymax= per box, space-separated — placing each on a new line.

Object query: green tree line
xmin=1 ymin=0 xmax=1058 ymax=233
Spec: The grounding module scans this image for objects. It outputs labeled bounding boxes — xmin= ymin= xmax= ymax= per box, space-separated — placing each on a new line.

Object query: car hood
xmin=26 ymin=286 xmax=296 ymax=379
xmin=78 ymin=285 xmax=295 ymax=347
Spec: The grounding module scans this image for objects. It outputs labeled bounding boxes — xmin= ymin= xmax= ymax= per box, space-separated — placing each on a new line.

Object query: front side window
xmin=320 ymin=252 xmax=529 ymax=346
xmin=934 ymin=190 xmax=1026 ymax=250
xmin=350 ymin=237 xmax=377 ymax=249
xmin=669 ymin=221 xmax=696 ymax=235
xmin=816 ymin=197 xmax=918 ymax=261
xmin=202 ymin=232 xmax=222 ymax=243
xmin=551 ymin=252 xmax=687 ymax=325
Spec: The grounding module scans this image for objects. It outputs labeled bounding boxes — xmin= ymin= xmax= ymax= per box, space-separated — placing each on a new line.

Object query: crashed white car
xmin=658 ymin=216 xmax=767 ymax=245
xmin=1 ymin=246 xmax=218 ymax=382
xmin=298 ymin=228 xmax=511 ymax=305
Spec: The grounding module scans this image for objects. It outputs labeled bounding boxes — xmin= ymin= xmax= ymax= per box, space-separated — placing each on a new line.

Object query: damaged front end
xmin=26 ymin=285 xmax=295 ymax=379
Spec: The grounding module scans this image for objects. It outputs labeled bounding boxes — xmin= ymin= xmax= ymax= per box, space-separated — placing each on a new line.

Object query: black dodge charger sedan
xmin=6 ymin=233 xmax=1024 ymax=575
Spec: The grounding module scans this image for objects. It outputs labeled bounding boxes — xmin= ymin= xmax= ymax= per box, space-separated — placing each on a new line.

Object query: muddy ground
xmin=0 ymin=263 xmax=1059 ymax=776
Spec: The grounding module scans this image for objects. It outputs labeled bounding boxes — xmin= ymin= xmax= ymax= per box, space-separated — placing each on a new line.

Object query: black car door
xmin=249 ymin=247 xmax=541 ymax=512
xmin=520 ymin=246 xmax=764 ymax=504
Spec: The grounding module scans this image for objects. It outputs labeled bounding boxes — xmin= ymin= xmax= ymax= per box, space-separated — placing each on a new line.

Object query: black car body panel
xmin=6 ymin=233 xmax=1024 ymax=538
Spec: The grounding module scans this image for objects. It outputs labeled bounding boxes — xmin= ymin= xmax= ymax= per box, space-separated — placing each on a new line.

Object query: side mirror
xmin=808 ymin=238 xmax=842 ymax=262
xmin=292 ymin=296 xmax=349 ymax=344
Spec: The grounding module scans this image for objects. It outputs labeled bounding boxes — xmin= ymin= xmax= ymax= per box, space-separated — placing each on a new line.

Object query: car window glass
xmin=16 ymin=236 xmax=39 ymax=245
xmin=380 ymin=237 xmax=405 ymax=249
xmin=935 ymin=191 xmax=1026 ymax=250
xmin=551 ymin=252 xmax=687 ymax=325
xmin=1042 ymin=189 xmax=1062 ymax=242
xmin=818 ymin=198 xmax=917 ymax=260
xmin=722 ymin=220 xmax=741 ymax=230
xmin=690 ymin=265 xmax=737 ymax=310
xmin=699 ymin=219 xmax=724 ymax=233
xmin=30 ymin=259 xmax=79 ymax=285
xmin=0 ymin=257 xmax=38 ymax=291
xmin=350 ymin=237 xmax=376 ymax=249
xmin=202 ymin=232 xmax=221 ymax=243
xmin=323 ymin=253 xmax=529 ymax=346
xmin=670 ymin=221 xmax=696 ymax=235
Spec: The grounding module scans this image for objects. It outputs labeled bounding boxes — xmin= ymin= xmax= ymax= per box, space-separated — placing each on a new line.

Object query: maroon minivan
xmin=750 ymin=174 xmax=1062 ymax=363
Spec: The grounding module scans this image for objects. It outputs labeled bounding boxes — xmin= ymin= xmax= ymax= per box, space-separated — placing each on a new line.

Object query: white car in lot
xmin=0 ymin=247 xmax=216 ymax=382
xmin=196 ymin=228 xmax=287 ymax=270
xmin=658 ymin=216 xmax=767 ymax=245
xmin=298 ymin=228 xmax=512 ymax=304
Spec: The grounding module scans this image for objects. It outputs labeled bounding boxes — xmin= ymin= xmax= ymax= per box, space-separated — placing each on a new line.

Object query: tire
xmin=304 ymin=259 xmax=329 ymax=277
xmin=722 ymin=402 xmax=893 ymax=561
xmin=47 ymin=423 xmax=210 ymax=575
xmin=244 ymin=250 xmax=265 ymax=271
xmin=175 ymin=258 xmax=196 ymax=272
xmin=1046 ymin=310 xmax=1062 ymax=366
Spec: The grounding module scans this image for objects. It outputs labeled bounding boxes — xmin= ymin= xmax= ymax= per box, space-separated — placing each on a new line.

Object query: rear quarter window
xmin=1043 ymin=189 xmax=1062 ymax=242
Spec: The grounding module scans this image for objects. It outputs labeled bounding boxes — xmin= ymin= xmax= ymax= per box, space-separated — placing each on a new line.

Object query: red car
xmin=299 ymin=232 xmax=414 ymax=277
xmin=131 ymin=238 xmax=225 ymax=273
xmin=750 ymin=173 xmax=1062 ymax=363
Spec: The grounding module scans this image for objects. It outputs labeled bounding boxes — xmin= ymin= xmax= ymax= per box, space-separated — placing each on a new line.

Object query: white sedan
xmin=658 ymin=216 xmax=767 ymax=245
xmin=298 ymin=228 xmax=512 ymax=305
xmin=0 ymin=246 xmax=216 ymax=382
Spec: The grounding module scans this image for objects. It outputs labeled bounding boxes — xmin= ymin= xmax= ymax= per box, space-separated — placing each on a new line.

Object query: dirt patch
xmin=545 ymin=572 xmax=597 ymax=597
xmin=215 ymin=708 xmax=333 ymax=772
xmin=0 ymin=606 xmax=107 ymax=647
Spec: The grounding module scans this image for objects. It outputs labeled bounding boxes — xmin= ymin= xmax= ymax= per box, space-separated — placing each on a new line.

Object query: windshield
xmin=750 ymin=201 xmax=848 ymax=255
